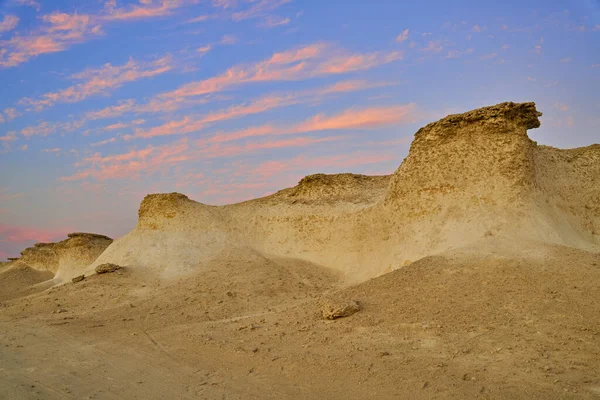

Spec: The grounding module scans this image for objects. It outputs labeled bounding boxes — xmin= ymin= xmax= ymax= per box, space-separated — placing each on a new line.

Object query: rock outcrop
xmin=14 ymin=233 xmax=113 ymax=282
xmin=81 ymin=102 xmax=600 ymax=281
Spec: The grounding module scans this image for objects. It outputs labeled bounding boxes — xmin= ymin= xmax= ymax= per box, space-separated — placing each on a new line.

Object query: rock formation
xmin=84 ymin=102 xmax=599 ymax=282
xmin=12 ymin=233 xmax=113 ymax=282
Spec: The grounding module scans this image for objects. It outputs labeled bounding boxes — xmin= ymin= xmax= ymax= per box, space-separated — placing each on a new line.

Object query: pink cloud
xmin=102 ymin=0 xmax=192 ymax=21
xmin=20 ymin=119 xmax=84 ymax=137
xmin=293 ymin=105 xmax=416 ymax=132
xmin=14 ymin=0 xmax=41 ymax=9
xmin=85 ymin=99 xmax=137 ymax=120
xmin=396 ymin=29 xmax=409 ymax=43
xmin=157 ymin=43 xmax=399 ymax=100
xmin=199 ymin=104 xmax=416 ymax=145
xmin=20 ymin=56 xmax=173 ymax=111
xmin=198 ymin=135 xmax=343 ymax=159
xmin=0 ymin=224 xmax=72 ymax=244
xmin=63 ymin=139 xmax=189 ymax=181
xmin=260 ymin=15 xmax=290 ymax=28
xmin=251 ymin=152 xmax=397 ymax=180
xmin=422 ymin=40 xmax=444 ymax=54
xmin=131 ymin=80 xmax=398 ymax=139
xmin=0 ymin=15 xmax=19 ymax=33
xmin=0 ymin=12 xmax=103 ymax=68
xmin=232 ymin=0 xmax=290 ymax=21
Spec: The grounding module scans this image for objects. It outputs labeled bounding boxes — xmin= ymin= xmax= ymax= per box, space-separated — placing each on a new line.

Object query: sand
xmin=1 ymin=101 xmax=599 ymax=399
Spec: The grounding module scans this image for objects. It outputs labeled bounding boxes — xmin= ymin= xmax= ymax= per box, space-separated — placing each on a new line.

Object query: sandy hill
xmin=1 ymin=101 xmax=599 ymax=399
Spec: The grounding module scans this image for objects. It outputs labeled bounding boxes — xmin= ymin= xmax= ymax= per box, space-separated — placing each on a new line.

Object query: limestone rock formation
xmin=14 ymin=233 xmax=113 ymax=283
xmin=81 ymin=102 xmax=600 ymax=282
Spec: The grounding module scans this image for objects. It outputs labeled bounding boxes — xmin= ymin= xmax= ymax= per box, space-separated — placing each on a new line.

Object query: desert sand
xmin=1 ymin=101 xmax=599 ymax=399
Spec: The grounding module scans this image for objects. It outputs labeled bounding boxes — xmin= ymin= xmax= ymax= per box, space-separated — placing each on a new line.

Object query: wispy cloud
xmin=260 ymin=15 xmax=290 ymax=28
xmin=232 ymin=0 xmax=290 ymax=21
xmin=157 ymin=43 xmax=401 ymax=101
xmin=129 ymin=80 xmax=397 ymax=139
xmin=445 ymin=48 xmax=473 ymax=59
xmin=422 ymin=40 xmax=444 ymax=54
xmin=0 ymin=12 xmax=103 ymax=67
xmin=396 ymin=29 xmax=409 ymax=43
xmin=63 ymin=103 xmax=416 ymax=182
xmin=19 ymin=56 xmax=173 ymax=111
xmin=13 ymin=0 xmax=41 ymax=9
xmin=0 ymin=224 xmax=72 ymax=245
xmin=560 ymin=57 xmax=571 ymax=63
xmin=62 ymin=138 xmax=190 ymax=181
xmin=531 ymin=38 xmax=543 ymax=55
xmin=20 ymin=119 xmax=85 ymax=137
xmin=102 ymin=0 xmax=193 ymax=21
xmin=0 ymin=15 xmax=19 ymax=33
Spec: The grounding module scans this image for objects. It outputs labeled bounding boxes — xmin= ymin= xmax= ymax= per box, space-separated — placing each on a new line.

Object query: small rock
xmin=320 ymin=299 xmax=361 ymax=320
xmin=72 ymin=275 xmax=85 ymax=283
xmin=95 ymin=263 xmax=122 ymax=274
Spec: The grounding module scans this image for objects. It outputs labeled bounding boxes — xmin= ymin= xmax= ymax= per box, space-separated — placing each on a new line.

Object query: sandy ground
xmin=1 ymin=240 xmax=599 ymax=400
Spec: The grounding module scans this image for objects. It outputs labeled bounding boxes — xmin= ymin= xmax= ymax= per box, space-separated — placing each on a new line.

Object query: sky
xmin=0 ymin=0 xmax=599 ymax=260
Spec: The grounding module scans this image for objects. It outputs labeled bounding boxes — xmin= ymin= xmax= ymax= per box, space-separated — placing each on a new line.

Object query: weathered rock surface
xmin=95 ymin=263 xmax=122 ymax=274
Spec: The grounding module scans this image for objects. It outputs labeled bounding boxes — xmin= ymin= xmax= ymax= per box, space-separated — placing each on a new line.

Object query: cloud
xmin=560 ymin=57 xmax=571 ymax=63
xmin=480 ymin=52 xmax=497 ymax=60
xmin=251 ymin=151 xmax=397 ymax=180
xmin=422 ymin=40 xmax=444 ymax=54
xmin=445 ymin=48 xmax=473 ymax=59
xmin=19 ymin=144 xmax=28 ymax=151
xmin=472 ymin=24 xmax=485 ymax=32
xmin=42 ymin=147 xmax=61 ymax=153
xmin=64 ymin=103 xmax=416 ymax=182
xmin=396 ymin=29 xmax=409 ymax=43
xmin=85 ymin=99 xmax=137 ymax=120
xmin=0 ymin=15 xmax=19 ymax=33
xmin=260 ymin=15 xmax=290 ymax=28
xmin=131 ymin=80 xmax=398 ymax=139
xmin=0 ymin=224 xmax=71 ymax=245
xmin=19 ymin=56 xmax=173 ymax=111
xmin=20 ymin=119 xmax=85 ymax=137
xmin=91 ymin=137 xmax=118 ymax=147
xmin=102 ymin=0 xmax=192 ymax=21
xmin=531 ymin=38 xmax=543 ymax=55
xmin=553 ymin=103 xmax=568 ymax=111
xmin=0 ymin=12 xmax=103 ymax=67
xmin=157 ymin=43 xmax=401 ymax=100
xmin=220 ymin=34 xmax=237 ymax=44
xmin=197 ymin=45 xmax=212 ymax=54
xmin=13 ymin=0 xmax=41 ymax=9
xmin=187 ymin=15 xmax=212 ymax=23
xmin=62 ymin=139 xmax=190 ymax=181
xmin=232 ymin=0 xmax=290 ymax=21
xmin=212 ymin=0 xmax=238 ymax=8
xmin=200 ymin=104 xmax=416 ymax=144
xmin=3 ymin=107 xmax=21 ymax=120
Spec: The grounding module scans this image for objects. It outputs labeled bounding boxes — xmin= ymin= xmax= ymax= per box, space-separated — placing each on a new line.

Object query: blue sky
xmin=0 ymin=0 xmax=598 ymax=260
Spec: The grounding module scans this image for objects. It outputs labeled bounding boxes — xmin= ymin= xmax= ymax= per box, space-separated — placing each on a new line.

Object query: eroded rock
xmin=320 ymin=299 xmax=361 ymax=320
xmin=95 ymin=263 xmax=122 ymax=274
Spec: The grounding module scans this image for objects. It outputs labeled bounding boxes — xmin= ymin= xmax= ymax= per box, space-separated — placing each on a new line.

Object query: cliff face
xmin=19 ymin=101 xmax=599 ymax=283
xmin=12 ymin=233 xmax=113 ymax=282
